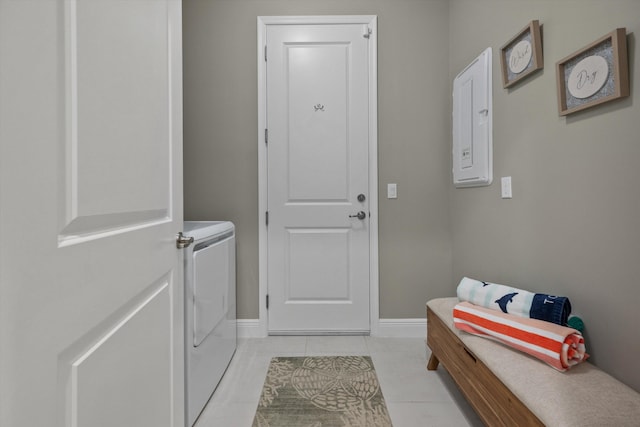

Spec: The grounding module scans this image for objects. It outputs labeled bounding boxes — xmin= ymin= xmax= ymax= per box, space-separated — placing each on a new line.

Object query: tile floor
xmin=194 ymin=336 xmax=484 ymax=427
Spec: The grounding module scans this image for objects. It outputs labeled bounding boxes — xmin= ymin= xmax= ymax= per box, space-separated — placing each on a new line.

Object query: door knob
xmin=349 ymin=211 xmax=367 ymax=220
xmin=176 ymin=232 xmax=194 ymax=249
xmin=357 ymin=193 xmax=366 ymax=202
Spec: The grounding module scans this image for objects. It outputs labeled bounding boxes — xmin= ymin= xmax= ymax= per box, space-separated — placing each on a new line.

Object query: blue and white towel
xmin=456 ymin=277 xmax=572 ymax=326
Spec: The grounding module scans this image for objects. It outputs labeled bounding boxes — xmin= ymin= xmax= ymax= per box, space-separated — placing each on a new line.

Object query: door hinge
xmin=264 ymin=45 xmax=267 ymax=61
xmin=266 ymin=294 xmax=269 ymax=309
xmin=265 ymin=128 xmax=268 ymax=144
xmin=265 ymin=211 xmax=269 ymax=226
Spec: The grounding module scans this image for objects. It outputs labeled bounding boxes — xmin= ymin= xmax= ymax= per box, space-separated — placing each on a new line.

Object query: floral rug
xmin=252 ymin=356 xmax=393 ymax=427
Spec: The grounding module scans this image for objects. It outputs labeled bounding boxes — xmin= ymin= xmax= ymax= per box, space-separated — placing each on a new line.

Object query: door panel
xmin=287 ymin=228 xmax=350 ymax=301
xmin=71 ymin=280 xmax=172 ymax=427
xmin=288 ymin=43 xmax=349 ymax=201
xmin=0 ymin=1 xmax=184 ymax=426
xmin=266 ymin=23 xmax=371 ymax=333
xmin=61 ymin=0 xmax=171 ymax=242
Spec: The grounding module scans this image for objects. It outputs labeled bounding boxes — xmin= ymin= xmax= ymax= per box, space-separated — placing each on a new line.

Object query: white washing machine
xmin=183 ymin=221 xmax=236 ymax=426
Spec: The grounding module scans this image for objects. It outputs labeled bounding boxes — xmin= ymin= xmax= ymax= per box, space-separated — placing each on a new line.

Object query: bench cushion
xmin=428 ymin=297 xmax=640 ymax=427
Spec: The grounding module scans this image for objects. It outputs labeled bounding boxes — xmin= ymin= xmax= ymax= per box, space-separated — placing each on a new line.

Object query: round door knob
xmin=357 ymin=194 xmax=366 ymax=202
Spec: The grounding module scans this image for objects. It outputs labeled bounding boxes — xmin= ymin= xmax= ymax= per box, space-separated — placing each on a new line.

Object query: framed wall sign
xmin=500 ymin=20 xmax=543 ymax=88
xmin=556 ymin=28 xmax=629 ymax=116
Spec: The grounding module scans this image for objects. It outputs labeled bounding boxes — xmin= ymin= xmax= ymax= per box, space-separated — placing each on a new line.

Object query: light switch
xmin=501 ymin=176 xmax=512 ymax=199
xmin=387 ymin=183 xmax=397 ymax=199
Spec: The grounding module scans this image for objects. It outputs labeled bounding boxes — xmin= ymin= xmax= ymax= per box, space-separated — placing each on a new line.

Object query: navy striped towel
xmin=456 ymin=277 xmax=572 ymax=326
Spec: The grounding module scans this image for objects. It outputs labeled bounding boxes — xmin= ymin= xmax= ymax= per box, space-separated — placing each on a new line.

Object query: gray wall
xmin=184 ymin=0 xmax=640 ymax=392
xmin=183 ymin=0 xmax=453 ymax=319
xmin=449 ymin=0 xmax=640 ymax=391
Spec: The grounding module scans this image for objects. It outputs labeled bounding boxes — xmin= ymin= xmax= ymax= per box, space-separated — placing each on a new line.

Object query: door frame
xmin=257 ymin=15 xmax=378 ymax=336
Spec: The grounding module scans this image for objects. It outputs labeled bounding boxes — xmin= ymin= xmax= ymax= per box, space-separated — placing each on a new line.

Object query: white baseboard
xmin=237 ymin=319 xmax=266 ymax=338
xmin=237 ymin=318 xmax=427 ymax=338
xmin=374 ymin=319 xmax=427 ymax=338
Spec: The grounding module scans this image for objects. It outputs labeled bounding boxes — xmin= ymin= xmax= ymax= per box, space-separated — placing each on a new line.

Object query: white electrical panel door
xmin=453 ymin=47 xmax=493 ymax=187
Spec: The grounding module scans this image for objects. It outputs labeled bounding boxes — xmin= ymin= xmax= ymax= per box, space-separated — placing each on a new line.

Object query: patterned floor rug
xmin=252 ymin=356 xmax=393 ymax=427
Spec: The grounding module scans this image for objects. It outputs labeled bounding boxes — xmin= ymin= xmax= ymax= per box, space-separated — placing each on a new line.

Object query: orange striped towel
xmin=453 ymin=301 xmax=588 ymax=371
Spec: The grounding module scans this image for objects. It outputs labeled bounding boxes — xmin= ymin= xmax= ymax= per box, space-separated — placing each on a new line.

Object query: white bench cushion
xmin=428 ymin=297 xmax=640 ymax=427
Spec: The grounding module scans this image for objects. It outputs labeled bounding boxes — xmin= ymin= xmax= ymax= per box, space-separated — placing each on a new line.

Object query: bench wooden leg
xmin=427 ymin=353 xmax=439 ymax=370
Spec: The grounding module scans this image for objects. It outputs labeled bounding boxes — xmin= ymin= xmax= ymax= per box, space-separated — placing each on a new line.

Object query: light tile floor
xmin=194 ymin=336 xmax=484 ymax=427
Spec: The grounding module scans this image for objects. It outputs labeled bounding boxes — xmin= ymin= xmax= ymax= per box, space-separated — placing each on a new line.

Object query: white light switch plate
xmin=387 ymin=183 xmax=397 ymax=199
xmin=501 ymin=176 xmax=512 ymax=199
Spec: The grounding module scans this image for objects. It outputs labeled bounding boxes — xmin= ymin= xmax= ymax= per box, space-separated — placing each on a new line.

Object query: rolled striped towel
xmin=456 ymin=277 xmax=572 ymax=325
xmin=453 ymin=301 xmax=588 ymax=371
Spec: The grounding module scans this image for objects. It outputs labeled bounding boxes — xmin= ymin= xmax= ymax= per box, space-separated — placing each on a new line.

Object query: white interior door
xmin=0 ymin=1 xmax=184 ymax=426
xmin=265 ymin=20 xmax=375 ymax=334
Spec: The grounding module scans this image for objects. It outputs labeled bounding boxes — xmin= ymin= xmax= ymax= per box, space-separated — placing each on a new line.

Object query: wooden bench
xmin=426 ymin=297 xmax=640 ymax=427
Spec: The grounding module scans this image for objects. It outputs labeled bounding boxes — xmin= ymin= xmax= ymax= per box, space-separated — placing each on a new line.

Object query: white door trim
xmin=257 ymin=15 xmax=378 ymax=337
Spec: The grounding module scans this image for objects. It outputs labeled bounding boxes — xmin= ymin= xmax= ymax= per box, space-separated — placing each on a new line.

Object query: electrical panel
xmin=452 ymin=47 xmax=493 ymax=187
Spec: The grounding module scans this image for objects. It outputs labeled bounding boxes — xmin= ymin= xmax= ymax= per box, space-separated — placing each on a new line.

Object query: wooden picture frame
xmin=556 ymin=28 xmax=629 ymax=116
xmin=500 ymin=20 xmax=543 ymax=89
